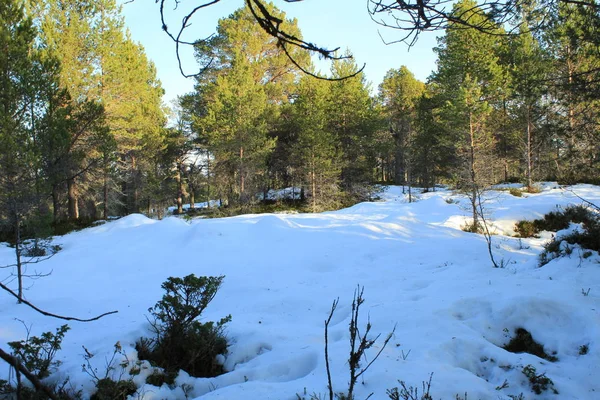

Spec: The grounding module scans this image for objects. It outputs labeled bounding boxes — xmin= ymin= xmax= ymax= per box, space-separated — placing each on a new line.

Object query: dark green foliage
xmin=537 ymin=206 xmax=600 ymax=265
xmin=541 ymin=205 xmax=592 ymax=231
xmin=579 ymin=344 xmax=589 ymax=355
xmin=522 ymin=365 xmax=558 ymax=395
xmin=515 ymin=205 xmax=595 ymax=237
xmin=509 ymin=188 xmax=522 ymax=197
xmin=503 ymin=328 xmax=558 ymax=362
xmin=8 ymin=325 xmax=70 ymax=379
xmin=514 ymin=220 xmax=537 ymax=238
xmin=136 ymin=274 xmax=231 ymax=378
xmin=145 ymin=369 xmax=177 ymax=387
xmin=90 ymin=378 xmax=137 ymax=400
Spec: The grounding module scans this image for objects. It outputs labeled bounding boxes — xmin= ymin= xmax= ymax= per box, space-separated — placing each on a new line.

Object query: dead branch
xmin=0 ymin=281 xmax=118 ymax=322
xmin=324 ymin=298 xmax=338 ymax=400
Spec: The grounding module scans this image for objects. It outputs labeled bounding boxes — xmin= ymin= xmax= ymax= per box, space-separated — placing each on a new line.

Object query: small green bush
xmin=514 ymin=220 xmax=538 ymax=238
xmin=8 ymin=325 xmax=70 ymax=379
xmin=522 ymin=365 xmax=558 ymax=395
xmin=503 ymin=328 xmax=558 ymax=362
xmin=509 ymin=188 xmax=523 ymax=197
xmin=515 ymin=205 xmax=596 ymax=239
xmin=539 ymin=214 xmax=600 ymax=265
xmin=145 ymin=369 xmax=177 ymax=387
xmin=136 ymin=274 xmax=231 ymax=378
xmin=90 ymin=378 xmax=137 ymax=400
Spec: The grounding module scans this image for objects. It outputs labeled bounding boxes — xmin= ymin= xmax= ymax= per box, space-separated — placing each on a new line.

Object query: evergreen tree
xmin=378 ymin=66 xmax=425 ymax=199
xmin=432 ymin=0 xmax=506 ymax=228
xmin=289 ymin=75 xmax=341 ymax=210
xmin=543 ymin=2 xmax=600 ymax=183
xmin=328 ymin=55 xmax=379 ymax=199
xmin=508 ymin=28 xmax=549 ymax=189
xmin=192 ymin=3 xmax=304 ymax=205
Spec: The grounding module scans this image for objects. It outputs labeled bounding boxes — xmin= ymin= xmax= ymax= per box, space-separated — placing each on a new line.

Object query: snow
xmin=1 ymin=184 xmax=599 ymax=399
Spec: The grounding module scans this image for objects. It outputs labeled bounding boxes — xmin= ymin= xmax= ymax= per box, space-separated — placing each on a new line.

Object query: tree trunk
xmin=311 ymin=151 xmax=316 ymax=211
xmin=132 ymin=155 xmax=139 ymax=213
xmin=14 ymin=212 xmax=23 ymax=304
xmin=189 ymin=184 xmax=195 ymax=210
xmin=526 ymin=106 xmax=533 ymax=190
xmin=67 ymin=178 xmax=79 ymax=220
xmin=52 ymin=185 xmax=60 ymax=223
xmin=206 ymin=149 xmax=211 ymax=209
xmin=176 ymin=160 xmax=183 ymax=214
xmin=239 ymin=147 xmax=245 ymax=202
xmin=103 ymin=154 xmax=109 ymax=220
xmin=469 ymin=112 xmax=478 ymax=230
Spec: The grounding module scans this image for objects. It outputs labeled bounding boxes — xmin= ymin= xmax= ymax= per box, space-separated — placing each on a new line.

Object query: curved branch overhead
xmin=157 ymin=0 xmax=365 ymax=80
xmin=157 ymin=0 xmax=600 ymax=79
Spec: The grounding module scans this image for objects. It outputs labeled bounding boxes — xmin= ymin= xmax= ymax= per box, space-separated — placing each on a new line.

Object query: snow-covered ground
xmin=1 ymin=184 xmax=599 ymax=399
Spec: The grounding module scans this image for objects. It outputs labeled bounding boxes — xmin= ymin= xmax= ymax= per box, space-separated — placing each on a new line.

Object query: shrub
xmin=509 ymin=188 xmax=522 ymax=197
xmin=90 ymin=378 xmax=136 ymax=400
xmin=8 ymin=325 xmax=70 ymax=379
xmin=145 ymin=369 xmax=177 ymax=387
xmin=539 ymin=211 xmax=600 ymax=265
xmin=82 ymin=342 xmax=139 ymax=400
xmin=514 ymin=220 xmax=537 ymax=238
xmin=4 ymin=325 xmax=79 ymax=399
xmin=387 ymin=373 xmax=433 ymax=400
xmin=136 ymin=274 xmax=231 ymax=378
xmin=515 ymin=205 xmax=596 ymax=239
xmin=503 ymin=328 xmax=558 ymax=362
xmin=522 ymin=365 xmax=557 ymax=395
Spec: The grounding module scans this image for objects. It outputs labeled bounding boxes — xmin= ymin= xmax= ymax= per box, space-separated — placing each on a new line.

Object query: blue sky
xmin=119 ymin=0 xmax=440 ymax=105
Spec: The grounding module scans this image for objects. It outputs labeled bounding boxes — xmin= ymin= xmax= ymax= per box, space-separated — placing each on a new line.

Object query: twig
xmin=0 ymin=281 xmax=118 ymax=322
xmin=324 ymin=298 xmax=339 ymax=400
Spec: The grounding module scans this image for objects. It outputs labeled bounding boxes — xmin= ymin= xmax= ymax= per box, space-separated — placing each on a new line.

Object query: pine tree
xmin=0 ymin=0 xmax=55 ymax=301
xmin=508 ymin=28 xmax=549 ymax=189
xmin=289 ymin=75 xmax=341 ymax=210
xmin=542 ymin=2 xmax=600 ymax=183
xmin=432 ymin=0 xmax=506 ymax=229
xmin=378 ymin=66 xmax=425 ymax=199
xmin=328 ymin=55 xmax=379 ymax=199
xmin=192 ymin=3 xmax=303 ymax=205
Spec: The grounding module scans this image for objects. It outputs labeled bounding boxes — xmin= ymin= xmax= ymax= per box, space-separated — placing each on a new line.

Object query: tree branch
xmin=0 ymin=281 xmax=118 ymax=322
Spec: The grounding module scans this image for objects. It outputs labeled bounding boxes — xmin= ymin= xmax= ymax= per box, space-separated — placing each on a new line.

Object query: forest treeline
xmin=1 ymin=0 xmax=599 ymax=242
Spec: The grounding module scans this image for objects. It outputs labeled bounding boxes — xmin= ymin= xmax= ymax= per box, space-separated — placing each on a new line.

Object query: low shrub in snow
xmin=503 ymin=328 xmax=558 ymax=362
xmin=8 ymin=325 xmax=70 ymax=380
xmin=136 ymin=274 xmax=231 ymax=379
xmin=386 ymin=373 xmax=434 ymax=400
xmin=515 ymin=204 xmax=594 ymax=238
xmin=2 ymin=325 xmax=79 ymax=399
xmin=509 ymin=188 xmax=523 ymax=197
xmin=89 ymin=378 xmax=136 ymax=400
xmin=538 ymin=212 xmax=600 ymax=265
xmin=522 ymin=365 xmax=558 ymax=395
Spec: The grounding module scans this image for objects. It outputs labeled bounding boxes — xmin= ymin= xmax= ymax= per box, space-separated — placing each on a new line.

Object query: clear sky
xmin=119 ymin=0 xmax=440 ymax=105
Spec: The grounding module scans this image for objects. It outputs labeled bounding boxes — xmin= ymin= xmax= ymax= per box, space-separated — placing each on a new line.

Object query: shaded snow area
xmin=1 ymin=184 xmax=600 ymax=399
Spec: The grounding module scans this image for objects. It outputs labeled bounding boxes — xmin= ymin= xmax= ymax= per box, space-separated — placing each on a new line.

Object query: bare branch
xmin=0 ymin=281 xmax=118 ymax=322
xmin=324 ymin=298 xmax=338 ymax=400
